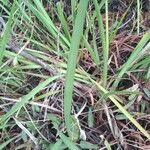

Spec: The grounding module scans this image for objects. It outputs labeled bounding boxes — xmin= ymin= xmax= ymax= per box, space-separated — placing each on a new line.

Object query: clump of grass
xmin=0 ymin=0 xmax=17 ymax=65
xmin=0 ymin=0 xmax=150 ymax=149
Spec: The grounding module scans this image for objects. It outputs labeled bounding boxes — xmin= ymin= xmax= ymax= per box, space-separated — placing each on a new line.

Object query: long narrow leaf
xmin=64 ymin=0 xmax=89 ymax=138
xmin=59 ymin=132 xmax=80 ymax=150
xmin=113 ymin=32 xmax=150 ymax=89
xmin=0 ymin=0 xmax=17 ymax=65
xmin=0 ymin=136 xmax=18 ymax=149
xmin=83 ymin=70 xmax=150 ymax=140
xmin=0 ymin=75 xmax=60 ymax=123
xmin=83 ymin=38 xmax=99 ymax=66
xmin=56 ymin=2 xmax=71 ymax=41
xmin=105 ymin=0 xmax=109 ymax=87
xmin=14 ymin=118 xmax=38 ymax=145
xmin=26 ymin=0 xmax=70 ymax=47
xmin=93 ymin=0 xmax=108 ymax=87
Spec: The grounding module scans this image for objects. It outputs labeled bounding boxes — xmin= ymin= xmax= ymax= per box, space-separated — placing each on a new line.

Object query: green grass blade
xmin=0 ymin=136 xmax=18 ymax=149
xmin=113 ymin=32 xmax=150 ymax=89
xmin=105 ymin=0 xmax=109 ymax=87
xmin=79 ymin=141 xmax=99 ymax=149
xmin=92 ymin=27 xmax=100 ymax=65
xmin=137 ymin=0 xmax=140 ymax=34
xmin=51 ymin=139 xmax=63 ymax=150
xmin=14 ymin=118 xmax=38 ymax=145
xmin=64 ymin=0 xmax=89 ymax=138
xmin=16 ymin=1 xmax=33 ymax=24
xmin=83 ymin=38 xmax=99 ymax=66
xmin=0 ymin=0 xmax=9 ymax=6
xmin=0 ymin=75 xmax=60 ymax=124
xmin=33 ymin=0 xmax=70 ymax=46
xmin=71 ymin=0 xmax=77 ymax=23
xmin=84 ymin=12 xmax=96 ymax=39
xmin=96 ymin=81 xmax=150 ymax=140
xmin=56 ymin=2 xmax=71 ymax=41
xmin=0 ymin=0 xmax=17 ymax=65
xmin=59 ymin=132 xmax=80 ymax=150
xmin=26 ymin=0 xmax=70 ymax=47
xmin=0 ymin=2 xmax=10 ymax=15
xmin=88 ymin=107 xmax=94 ymax=128
xmin=93 ymin=0 xmax=108 ymax=87
xmin=83 ymin=71 xmax=150 ymax=140
xmin=110 ymin=2 xmax=133 ymax=41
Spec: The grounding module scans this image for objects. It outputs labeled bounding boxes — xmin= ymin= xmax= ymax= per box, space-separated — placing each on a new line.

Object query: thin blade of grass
xmin=137 ymin=0 xmax=140 ymax=34
xmin=71 ymin=0 xmax=77 ymax=23
xmin=0 ymin=3 xmax=10 ymax=15
xmin=56 ymin=2 xmax=71 ymax=41
xmin=105 ymin=0 xmax=109 ymax=87
xmin=93 ymin=0 xmax=108 ymax=87
xmin=51 ymin=139 xmax=63 ymax=150
xmin=0 ymin=136 xmax=18 ymax=149
xmin=0 ymin=75 xmax=60 ymax=123
xmin=26 ymin=0 xmax=70 ymax=47
xmin=88 ymin=107 xmax=94 ymax=128
xmin=83 ymin=70 xmax=150 ymax=140
xmin=92 ymin=27 xmax=100 ymax=65
xmin=113 ymin=32 xmax=150 ymax=89
xmin=63 ymin=0 xmax=89 ymax=138
xmin=14 ymin=117 xmax=38 ymax=145
xmin=0 ymin=0 xmax=9 ymax=6
xmin=110 ymin=2 xmax=133 ymax=41
xmin=0 ymin=0 xmax=17 ymax=65
xmin=59 ymin=132 xmax=80 ymax=150
xmin=96 ymin=82 xmax=150 ymax=140
xmin=83 ymin=38 xmax=99 ymax=66
xmin=79 ymin=141 xmax=99 ymax=149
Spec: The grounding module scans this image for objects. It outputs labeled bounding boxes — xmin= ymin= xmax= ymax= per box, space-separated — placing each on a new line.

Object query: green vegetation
xmin=0 ymin=0 xmax=150 ymax=149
